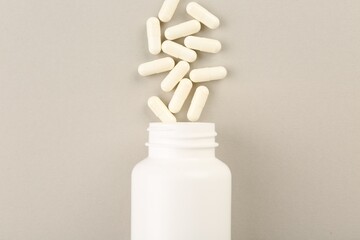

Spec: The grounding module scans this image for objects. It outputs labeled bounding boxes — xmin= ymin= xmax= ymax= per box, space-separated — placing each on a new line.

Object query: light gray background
xmin=1 ymin=0 xmax=360 ymax=239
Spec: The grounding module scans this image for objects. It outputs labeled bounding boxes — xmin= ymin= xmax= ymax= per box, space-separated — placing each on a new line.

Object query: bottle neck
xmin=146 ymin=122 xmax=218 ymax=159
xmin=149 ymin=147 xmax=215 ymax=159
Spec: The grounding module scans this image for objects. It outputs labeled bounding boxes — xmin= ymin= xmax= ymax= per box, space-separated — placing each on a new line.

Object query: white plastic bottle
xmin=131 ymin=122 xmax=232 ymax=240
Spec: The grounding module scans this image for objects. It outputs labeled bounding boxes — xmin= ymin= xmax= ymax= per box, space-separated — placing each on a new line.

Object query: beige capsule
xmin=186 ymin=2 xmax=220 ymax=29
xmin=138 ymin=57 xmax=175 ymax=76
xmin=158 ymin=0 xmax=180 ymax=22
xmin=168 ymin=78 xmax=193 ymax=113
xmin=161 ymin=61 xmax=190 ymax=92
xmin=190 ymin=66 xmax=227 ymax=82
xmin=184 ymin=36 xmax=221 ymax=53
xmin=187 ymin=86 xmax=209 ymax=122
xmin=148 ymin=96 xmax=177 ymax=123
xmin=165 ymin=20 xmax=201 ymax=40
xmin=162 ymin=40 xmax=197 ymax=63
xmin=146 ymin=17 xmax=161 ymax=55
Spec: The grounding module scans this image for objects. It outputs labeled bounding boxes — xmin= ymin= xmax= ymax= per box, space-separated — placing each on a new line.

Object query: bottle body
xmin=131 ymin=123 xmax=232 ymax=240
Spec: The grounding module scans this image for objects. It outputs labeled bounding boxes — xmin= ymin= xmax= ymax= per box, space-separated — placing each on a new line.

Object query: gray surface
xmin=1 ymin=0 xmax=360 ymax=239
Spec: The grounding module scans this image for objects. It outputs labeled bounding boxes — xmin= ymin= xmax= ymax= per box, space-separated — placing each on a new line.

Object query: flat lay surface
xmin=1 ymin=0 xmax=360 ymax=239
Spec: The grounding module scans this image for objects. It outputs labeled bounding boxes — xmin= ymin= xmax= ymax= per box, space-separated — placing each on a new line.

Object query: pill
xmin=138 ymin=57 xmax=175 ymax=76
xmin=168 ymin=78 xmax=193 ymax=113
xmin=184 ymin=36 xmax=221 ymax=53
xmin=187 ymin=86 xmax=209 ymax=122
xmin=158 ymin=0 xmax=180 ymax=22
xmin=146 ymin=17 xmax=161 ymax=55
xmin=189 ymin=66 xmax=227 ymax=82
xmin=162 ymin=40 xmax=197 ymax=62
xmin=186 ymin=2 xmax=220 ymax=29
xmin=161 ymin=61 xmax=190 ymax=92
xmin=148 ymin=96 xmax=177 ymax=123
xmin=165 ymin=20 xmax=201 ymax=40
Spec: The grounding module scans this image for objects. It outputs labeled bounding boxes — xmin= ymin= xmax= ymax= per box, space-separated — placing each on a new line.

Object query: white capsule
xmin=186 ymin=2 xmax=220 ymax=29
xmin=158 ymin=0 xmax=180 ymax=22
xmin=161 ymin=61 xmax=190 ymax=92
xmin=146 ymin=17 xmax=161 ymax=55
xmin=138 ymin=57 xmax=175 ymax=76
xmin=148 ymin=96 xmax=177 ymax=123
xmin=184 ymin=36 xmax=221 ymax=53
xmin=162 ymin=40 xmax=197 ymax=63
xmin=168 ymin=78 xmax=193 ymax=113
xmin=165 ymin=20 xmax=201 ymax=40
xmin=187 ymin=86 xmax=209 ymax=122
xmin=190 ymin=66 xmax=227 ymax=82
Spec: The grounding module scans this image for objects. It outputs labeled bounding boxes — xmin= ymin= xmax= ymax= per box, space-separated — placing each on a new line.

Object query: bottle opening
xmin=146 ymin=122 xmax=218 ymax=148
